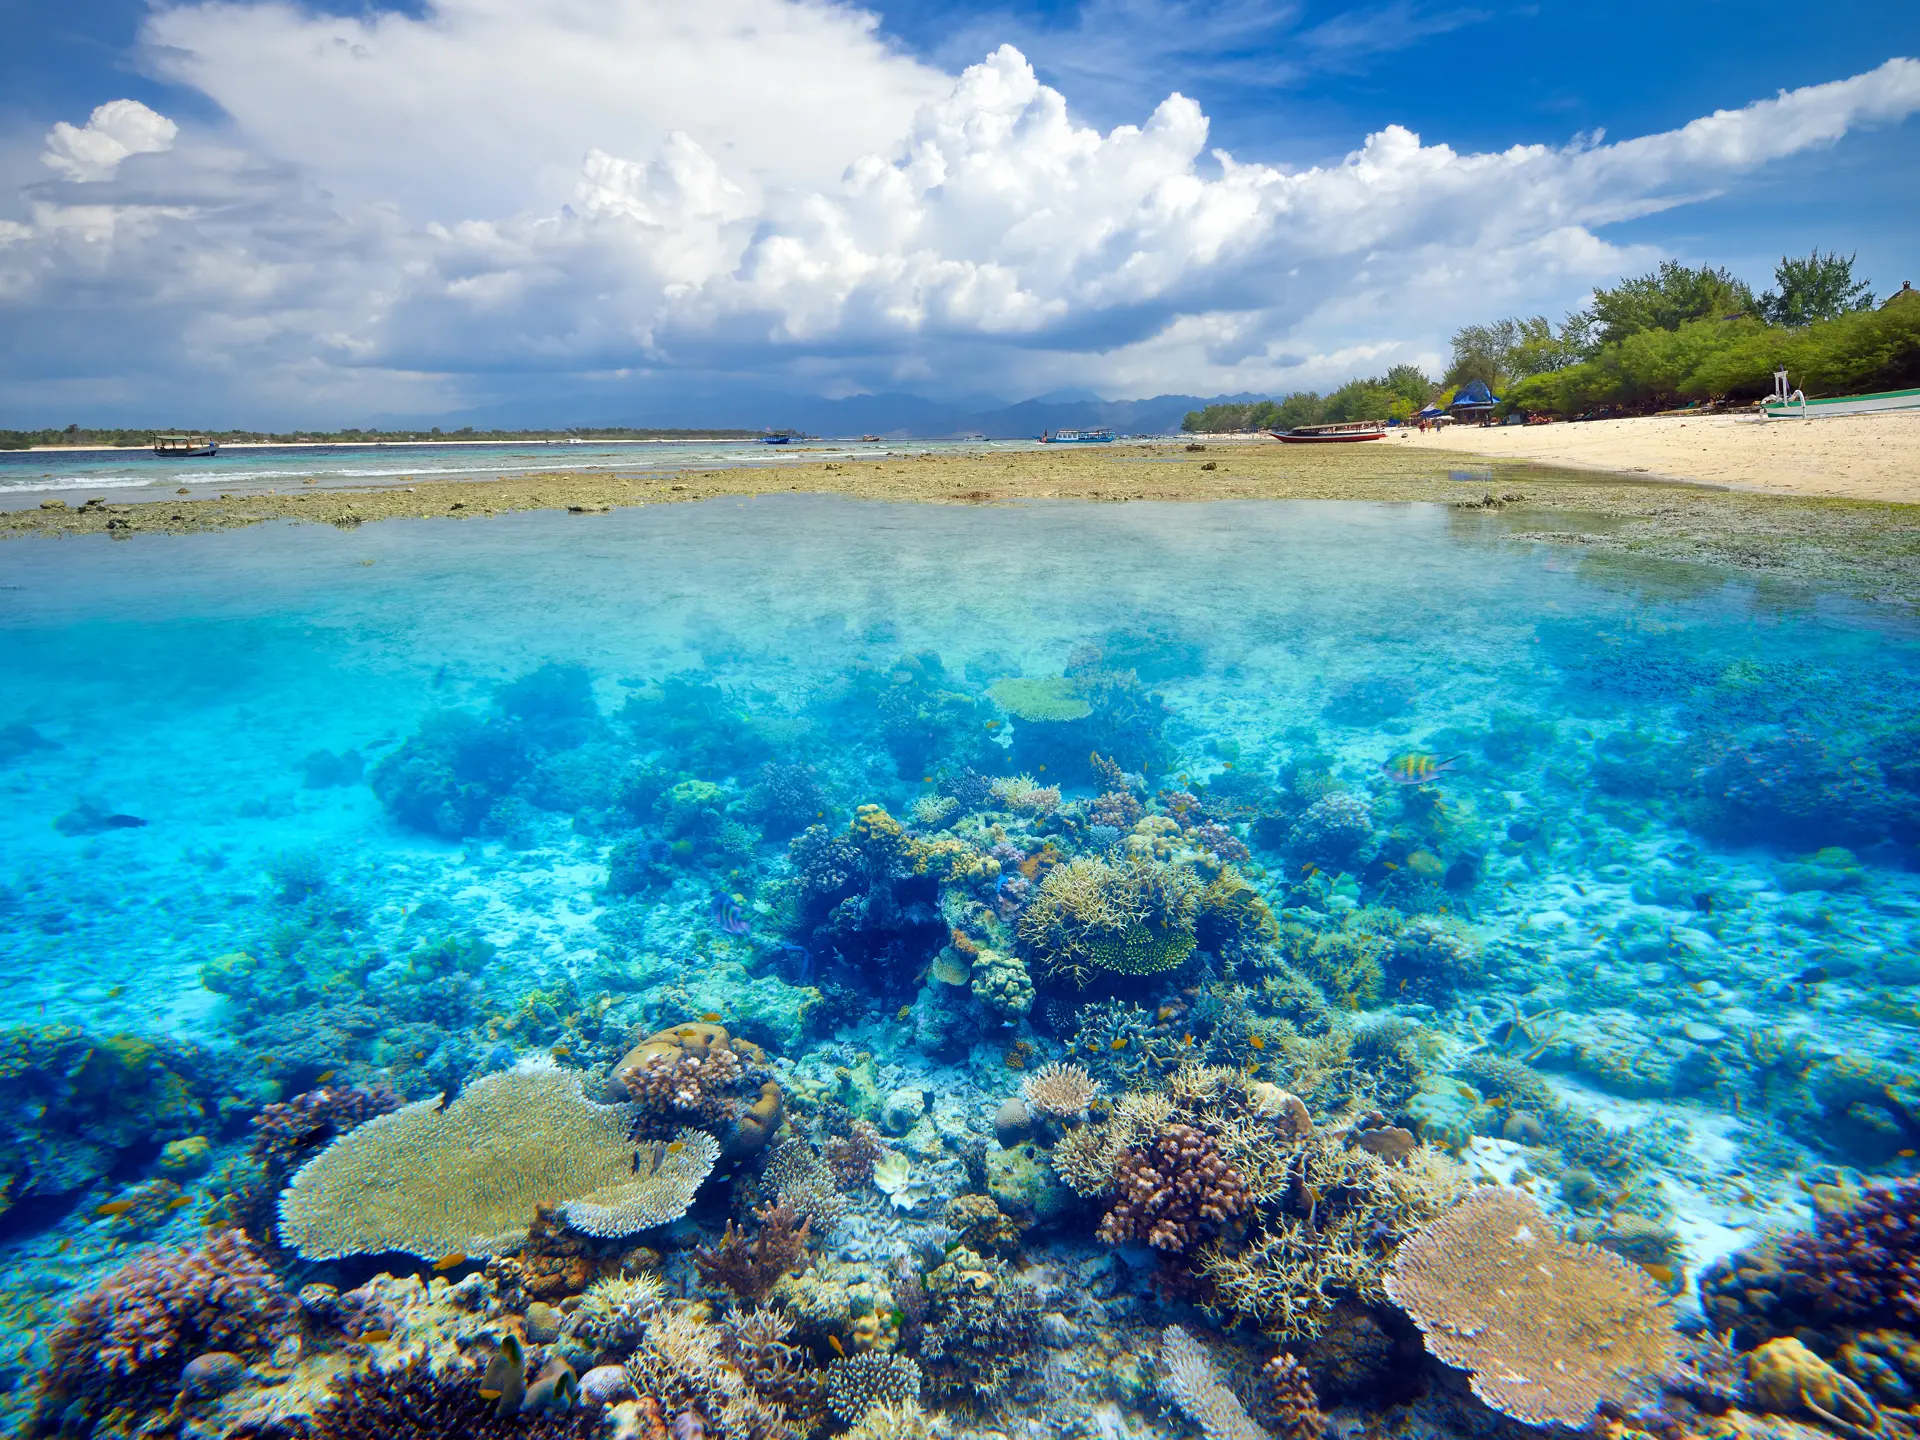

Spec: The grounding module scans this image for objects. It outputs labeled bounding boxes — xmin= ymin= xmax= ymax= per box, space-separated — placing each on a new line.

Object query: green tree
xmin=1322 ymin=378 xmax=1396 ymax=423
xmin=1272 ymin=391 xmax=1326 ymax=430
xmin=1758 ymin=250 xmax=1875 ymax=327
xmin=1383 ymin=364 xmax=1435 ymax=409
xmin=1585 ymin=261 xmax=1756 ymax=347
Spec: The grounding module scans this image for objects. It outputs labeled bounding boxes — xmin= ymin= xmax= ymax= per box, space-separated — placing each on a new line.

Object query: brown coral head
xmin=1384 ymin=1186 xmax=1677 ymax=1428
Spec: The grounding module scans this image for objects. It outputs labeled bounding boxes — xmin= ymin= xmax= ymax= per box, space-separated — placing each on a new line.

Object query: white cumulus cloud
xmin=2 ymin=0 xmax=1917 ymax=420
xmin=42 ymin=100 xmax=179 ymax=183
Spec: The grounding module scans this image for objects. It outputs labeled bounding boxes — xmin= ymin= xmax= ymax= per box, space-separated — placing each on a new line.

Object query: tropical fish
xmin=1248 ymin=1034 xmax=1264 ymax=1051
xmin=94 ymin=1200 xmax=135 ymax=1217
xmin=1382 ymin=753 xmax=1460 ymax=786
xmin=828 ymin=1335 xmax=845 ymax=1356
xmin=1898 ymin=1149 xmax=1916 ymax=1159
xmin=1110 ymin=1038 xmax=1128 ymax=1051
xmin=361 ymin=1329 xmax=393 ymax=1343
xmin=709 ymin=893 xmax=751 ymax=936
xmin=433 ymin=1252 xmax=468 ymax=1271
xmin=700 ymin=1012 xmax=722 ymax=1023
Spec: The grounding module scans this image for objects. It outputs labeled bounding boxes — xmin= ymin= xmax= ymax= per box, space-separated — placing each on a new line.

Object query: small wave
xmin=0 ymin=475 xmax=160 ymax=495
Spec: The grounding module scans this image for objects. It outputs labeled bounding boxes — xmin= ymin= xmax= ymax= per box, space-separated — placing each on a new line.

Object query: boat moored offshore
xmin=1038 ymin=427 xmax=1113 ymax=444
xmin=152 ymin=433 xmax=219 ymax=457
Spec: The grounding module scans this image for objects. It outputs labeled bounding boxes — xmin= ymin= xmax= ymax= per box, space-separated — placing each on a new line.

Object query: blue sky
xmin=1 ymin=0 xmax=1915 ymax=425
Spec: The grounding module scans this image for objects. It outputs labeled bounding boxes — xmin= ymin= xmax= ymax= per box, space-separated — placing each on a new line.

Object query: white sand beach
xmin=1397 ymin=409 xmax=1920 ymax=503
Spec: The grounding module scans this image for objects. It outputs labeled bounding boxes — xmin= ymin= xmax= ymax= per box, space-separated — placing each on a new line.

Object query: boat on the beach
xmin=861 ymin=435 xmax=881 ymax=442
xmin=151 ymin=433 xmax=218 ymax=457
xmin=1763 ymin=385 xmax=1920 ymax=419
xmin=1038 ymin=427 xmax=1113 ymax=444
xmin=1268 ymin=421 xmax=1387 ymax=443
xmin=760 ymin=434 xmax=791 ymax=445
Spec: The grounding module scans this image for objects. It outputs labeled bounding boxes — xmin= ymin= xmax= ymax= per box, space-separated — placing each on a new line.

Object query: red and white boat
xmin=1267 ymin=421 xmax=1387 ymax=444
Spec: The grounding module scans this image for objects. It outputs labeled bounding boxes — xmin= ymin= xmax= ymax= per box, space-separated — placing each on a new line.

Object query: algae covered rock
xmin=968 ymin=948 xmax=1033 ymax=1018
xmin=984 ymin=1140 xmax=1073 ymax=1226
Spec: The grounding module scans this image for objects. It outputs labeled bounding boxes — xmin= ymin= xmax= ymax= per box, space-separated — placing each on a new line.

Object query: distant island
xmin=0 ymin=425 xmax=765 ymax=451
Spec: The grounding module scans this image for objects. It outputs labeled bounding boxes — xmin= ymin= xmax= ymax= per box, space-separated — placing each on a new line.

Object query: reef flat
xmin=3 ymin=496 xmax=1919 ymax=1440
xmin=6 ymin=438 xmax=1920 ymax=606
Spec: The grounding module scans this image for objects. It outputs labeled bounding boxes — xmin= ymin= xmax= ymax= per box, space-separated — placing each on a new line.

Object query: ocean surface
xmin=3 ymin=495 xmax=1917 ymax=1438
xmin=0 ymin=436 xmax=1041 ymax=506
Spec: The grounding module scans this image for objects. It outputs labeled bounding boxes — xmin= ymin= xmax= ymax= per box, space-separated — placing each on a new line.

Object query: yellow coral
xmin=278 ymin=1062 xmax=713 ymax=1260
xmin=986 ymin=676 xmax=1092 ymax=722
xmin=1019 ymin=854 xmax=1200 ymax=987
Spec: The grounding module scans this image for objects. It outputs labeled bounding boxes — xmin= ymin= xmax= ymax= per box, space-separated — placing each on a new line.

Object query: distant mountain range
xmin=376 ymin=390 xmax=1271 ymax=439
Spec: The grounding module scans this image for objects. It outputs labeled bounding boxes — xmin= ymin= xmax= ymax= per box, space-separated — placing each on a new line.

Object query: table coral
xmin=1383 ymin=1186 xmax=1678 ymax=1428
xmin=278 ymin=1061 xmax=711 ymax=1260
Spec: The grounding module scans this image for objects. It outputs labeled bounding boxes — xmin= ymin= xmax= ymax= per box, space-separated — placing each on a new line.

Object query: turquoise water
xmin=4 ymin=496 xmax=1919 ymax=1436
xmin=0 ymin=438 xmax=1038 ymax=506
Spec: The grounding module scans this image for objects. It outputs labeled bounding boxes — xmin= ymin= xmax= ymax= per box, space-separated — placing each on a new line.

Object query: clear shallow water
xmin=0 ymin=436 xmax=1039 ymax=505
xmin=3 ymin=496 xmax=1919 ymax=1436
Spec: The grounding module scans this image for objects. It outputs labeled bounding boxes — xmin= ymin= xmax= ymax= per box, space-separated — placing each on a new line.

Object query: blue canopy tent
xmin=1449 ymin=380 xmax=1501 ymax=421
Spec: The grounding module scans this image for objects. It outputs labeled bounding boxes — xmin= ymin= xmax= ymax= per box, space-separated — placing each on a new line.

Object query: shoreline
xmin=1395 ymin=409 xmax=1920 ymax=504
xmin=6 ymin=439 xmax=1919 ymax=607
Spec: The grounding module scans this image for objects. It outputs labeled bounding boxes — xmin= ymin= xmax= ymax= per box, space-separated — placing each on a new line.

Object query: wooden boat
xmin=861 ymin=435 xmax=881 ymax=442
xmin=1038 ymin=427 xmax=1113 ymax=444
xmin=760 ymin=434 xmax=791 ymax=445
xmin=1763 ymin=385 xmax=1920 ymax=419
xmin=1268 ymin=421 xmax=1387 ymax=444
xmin=152 ymin=433 xmax=218 ymax=457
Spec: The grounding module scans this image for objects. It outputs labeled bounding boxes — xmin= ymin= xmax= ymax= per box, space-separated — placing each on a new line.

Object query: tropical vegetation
xmin=1181 ymin=250 xmax=1917 ymax=430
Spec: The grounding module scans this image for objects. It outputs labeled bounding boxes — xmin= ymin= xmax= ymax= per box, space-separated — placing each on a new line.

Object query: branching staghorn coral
xmin=695 ymin=1204 xmax=814 ymax=1306
xmin=824 ymin=1353 xmax=923 ymax=1424
xmin=1020 ymin=1061 xmax=1101 ymax=1121
xmin=624 ymin=1302 xmax=803 ymax=1440
xmin=758 ymin=1138 xmax=848 ymax=1233
xmin=1019 ymin=854 xmax=1201 ymax=986
xmin=277 ymin=1062 xmax=713 ymax=1259
xmin=1384 ymin=1186 xmax=1677 ymax=1428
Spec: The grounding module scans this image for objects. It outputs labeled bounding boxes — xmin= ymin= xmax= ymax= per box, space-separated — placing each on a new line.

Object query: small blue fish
xmin=767 ymin=940 xmax=813 ymax=985
xmin=709 ymin=893 xmax=752 ymax=936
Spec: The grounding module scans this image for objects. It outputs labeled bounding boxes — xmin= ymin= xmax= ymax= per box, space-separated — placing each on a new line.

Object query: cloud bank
xmin=2 ymin=0 xmax=1916 ymax=421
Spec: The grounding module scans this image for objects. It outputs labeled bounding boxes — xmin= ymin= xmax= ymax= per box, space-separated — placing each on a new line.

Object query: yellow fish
xmin=432 ymin=1253 xmax=468 ymax=1271
xmin=1382 ymin=753 xmax=1460 ymax=786
xmin=828 ymin=1335 xmax=845 ymax=1356
xmin=1248 ymin=1034 xmax=1264 ymax=1051
xmin=701 ymin=1013 xmax=723 ymax=1022
xmin=94 ymin=1200 xmax=135 ymax=1217
xmin=1110 ymin=1038 xmax=1128 ymax=1051
xmin=360 ymin=1329 xmax=392 ymax=1343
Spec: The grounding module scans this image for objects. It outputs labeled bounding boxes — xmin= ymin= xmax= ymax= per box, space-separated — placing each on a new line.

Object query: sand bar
xmin=7 ymin=439 xmax=1919 ymax=608
xmin=1399 ymin=409 xmax=1920 ymax=503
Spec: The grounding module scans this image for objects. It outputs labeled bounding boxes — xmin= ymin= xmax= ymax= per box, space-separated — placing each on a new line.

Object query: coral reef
xmin=695 ymin=1204 xmax=814 ymax=1306
xmin=611 ymin=1022 xmax=784 ymax=1159
xmin=278 ymin=1061 xmax=713 ymax=1259
xmin=1020 ymin=1061 xmax=1101 ymax=1121
xmin=1098 ymin=1122 xmax=1250 ymax=1252
xmin=1383 ymin=1186 xmax=1677 ymax=1427
xmin=32 ymin=1229 xmax=294 ymax=1433
xmin=1159 ymin=1326 xmax=1272 ymax=1440
xmin=1018 ymin=854 xmax=1201 ymax=987
xmin=824 ymin=1353 xmax=923 ymax=1424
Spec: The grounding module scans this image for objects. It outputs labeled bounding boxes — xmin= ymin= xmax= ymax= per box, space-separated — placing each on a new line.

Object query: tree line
xmin=1183 ymin=251 xmax=1917 ymax=430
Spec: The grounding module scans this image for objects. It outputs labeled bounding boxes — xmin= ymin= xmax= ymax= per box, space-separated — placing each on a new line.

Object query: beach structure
xmin=1448 ymin=380 xmax=1501 ymax=423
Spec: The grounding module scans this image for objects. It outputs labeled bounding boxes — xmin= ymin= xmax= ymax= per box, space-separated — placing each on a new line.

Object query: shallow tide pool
xmin=3 ymin=495 xmax=1918 ymax=1438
